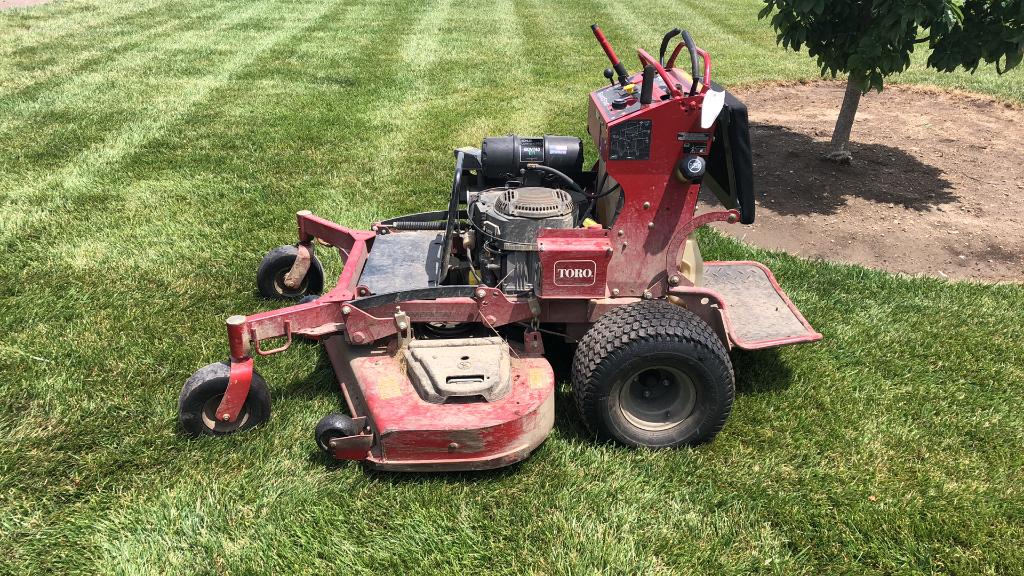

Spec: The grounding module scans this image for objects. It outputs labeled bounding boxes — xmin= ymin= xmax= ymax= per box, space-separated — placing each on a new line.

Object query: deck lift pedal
xmin=179 ymin=25 xmax=821 ymax=471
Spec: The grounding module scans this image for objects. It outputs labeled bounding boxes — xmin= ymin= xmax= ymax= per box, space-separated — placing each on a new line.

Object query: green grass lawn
xmin=1 ymin=0 xmax=1023 ymax=574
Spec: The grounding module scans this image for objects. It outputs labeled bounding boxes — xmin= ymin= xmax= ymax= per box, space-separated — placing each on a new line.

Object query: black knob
xmin=612 ymin=97 xmax=627 ymax=110
xmin=678 ymin=155 xmax=706 ymax=181
xmin=603 ymin=68 xmax=615 ymax=86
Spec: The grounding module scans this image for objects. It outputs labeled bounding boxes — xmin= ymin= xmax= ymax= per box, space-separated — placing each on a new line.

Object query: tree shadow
xmin=707 ymin=123 xmax=957 ymax=217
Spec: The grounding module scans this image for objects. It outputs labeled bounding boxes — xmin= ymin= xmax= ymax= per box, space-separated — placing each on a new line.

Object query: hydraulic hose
xmin=523 ymin=163 xmax=585 ymax=195
xmin=658 ymin=28 xmax=681 ymax=66
xmin=680 ymin=30 xmax=701 ymax=96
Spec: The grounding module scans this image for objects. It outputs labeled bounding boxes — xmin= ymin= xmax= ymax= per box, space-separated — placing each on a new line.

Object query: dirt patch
xmin=0 ymin=0 xmax=50 ymax=9
xmin=699 ymin=82 xmax=1024 ymax=282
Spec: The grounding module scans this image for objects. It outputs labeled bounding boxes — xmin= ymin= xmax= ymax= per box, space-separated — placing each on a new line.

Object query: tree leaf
xmin=1002 ymin=48 xmax=1024 ymax=73
xmin=759 ymin=0 xmax=1024 ymax=87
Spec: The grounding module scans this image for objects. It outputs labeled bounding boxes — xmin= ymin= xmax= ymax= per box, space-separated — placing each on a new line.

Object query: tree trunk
xmin=827 ymin=75 xmax=863 ymax=163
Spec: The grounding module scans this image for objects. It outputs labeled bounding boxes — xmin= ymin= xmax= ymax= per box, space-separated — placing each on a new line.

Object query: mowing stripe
xmin=0 ymin=0 xmax=410 ymax=390
xmin=0 ymin=1 xmax=266 ymax=195
xmin=302 ymin=0 xmax=458 ymax=221
xmin=0 ymin=0 xmax=168 ymax=56
xmin=0 ymin=0 xmax=431 ymax=305
xmin=373 ymin=0 xmax=454 ymax=150
xmin=0 ymin=1 xmax=347 ymax=245
xmin=0 ymin=1 xmax=235 ymax=100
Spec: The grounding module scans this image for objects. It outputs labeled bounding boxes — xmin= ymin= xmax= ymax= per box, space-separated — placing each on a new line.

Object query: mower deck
xmin=324 ymin=336 xmax=555 ymax=471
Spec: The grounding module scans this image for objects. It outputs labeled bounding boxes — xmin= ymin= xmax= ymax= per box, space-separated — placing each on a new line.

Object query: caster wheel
xmin=571 ymin=300 xmax=734 ymax=448
xmin=257 ymin=245 xmax=324 ymax=300
xmin=179 ymin=361 xmax=271 ymax=437
xmin=315 ymin=412 xmax=359 ymax=454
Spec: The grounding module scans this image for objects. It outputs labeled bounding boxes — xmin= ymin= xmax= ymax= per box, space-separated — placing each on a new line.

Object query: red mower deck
xmin=325 ymin=337 xmax=554 ymax=471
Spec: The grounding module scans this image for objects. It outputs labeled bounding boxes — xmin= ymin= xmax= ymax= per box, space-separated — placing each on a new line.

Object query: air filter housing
xmin=480 ymin=135 xmax=584 ymax=182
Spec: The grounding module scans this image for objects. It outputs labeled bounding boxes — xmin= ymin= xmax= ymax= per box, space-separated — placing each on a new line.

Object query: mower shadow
xmin=724 ymin=122 xmax=956 ymax=216
xmin=275 ymin=339 xmax=347 ymax=402
xmin=545 ymin=339 xmax=795 ymax=446
xmin=730 ymin=348 xmax=793 ymax=396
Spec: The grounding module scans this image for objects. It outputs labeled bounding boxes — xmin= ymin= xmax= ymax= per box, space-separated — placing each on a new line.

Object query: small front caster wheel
xmin=179 ymin=361 xmax=271 ymax=437
xmin=314 ymin=412 xmax=359 ymax=454
xmin=257 ymin=244 xmax=324 ymax=300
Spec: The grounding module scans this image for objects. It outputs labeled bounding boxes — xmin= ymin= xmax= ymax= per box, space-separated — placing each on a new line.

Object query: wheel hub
xmin=201 ymin=394 xmax=250 ymax=433
xmin=618 ymin=366 xmax=696 ymax=431
xmin=274 ymin=268 xmax=308 ymax=297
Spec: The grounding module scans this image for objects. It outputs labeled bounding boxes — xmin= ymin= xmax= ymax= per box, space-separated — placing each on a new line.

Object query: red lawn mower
xmin=179 ymin=25 xmax=821 ymax=471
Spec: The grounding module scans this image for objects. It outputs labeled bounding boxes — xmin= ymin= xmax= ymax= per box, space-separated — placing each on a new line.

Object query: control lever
xmin=639 ymin=65 xmax=655 ymax=105
xmin=591 ymin=24 xmax=630 ymax=86
xmin=603 ymin=68 xmax=615 ymax=86
xmin=681 ymin=30 xmax=701 ymax=96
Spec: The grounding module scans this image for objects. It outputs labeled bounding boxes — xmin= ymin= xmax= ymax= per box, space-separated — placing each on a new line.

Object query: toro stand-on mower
xmin=179 ymin=25 xmax=821 ymax=471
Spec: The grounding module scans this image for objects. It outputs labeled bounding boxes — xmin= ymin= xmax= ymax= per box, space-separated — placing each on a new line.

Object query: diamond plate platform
xmin=703 ymin=261 xmax=821 ymax=350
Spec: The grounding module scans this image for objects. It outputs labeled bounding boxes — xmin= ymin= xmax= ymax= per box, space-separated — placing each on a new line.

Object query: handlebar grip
xmin=639 ymin=65 xmax=655 ymax=105
xmin=658 ymin=28 xmax=681 ymax=66
xmin=681 ymin=30 xmax=701 ymax=96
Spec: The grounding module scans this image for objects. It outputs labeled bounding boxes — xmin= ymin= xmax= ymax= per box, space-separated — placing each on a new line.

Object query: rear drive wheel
xmin=315 ymin=412 xmax=359 ymax=454
xmin=257 ymin=245 xmax=324 ymax=300
xmin=179 ymin=361 xmax=271 ymax=437
xmin=571 ymin=300 xmax=734 ymax=448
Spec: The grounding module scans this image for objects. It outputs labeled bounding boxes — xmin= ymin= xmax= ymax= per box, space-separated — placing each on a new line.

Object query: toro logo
xmin=553 ymin=260 xmax=597 ymax=287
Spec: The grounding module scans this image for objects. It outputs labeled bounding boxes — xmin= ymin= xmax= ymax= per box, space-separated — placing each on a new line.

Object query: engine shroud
xmin=470 ymin=186 xmax=575 ymax=292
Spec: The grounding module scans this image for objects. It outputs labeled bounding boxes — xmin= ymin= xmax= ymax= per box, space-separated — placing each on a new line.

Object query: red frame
xmin=536 ymin=228 xmax=613 ymax=298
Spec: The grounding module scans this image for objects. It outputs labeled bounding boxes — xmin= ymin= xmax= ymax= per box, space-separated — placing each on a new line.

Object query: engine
xmin=466 ymin=135 xmax=584 ymax=292
xmin=470 ymin=186 xmax=575 ymax=291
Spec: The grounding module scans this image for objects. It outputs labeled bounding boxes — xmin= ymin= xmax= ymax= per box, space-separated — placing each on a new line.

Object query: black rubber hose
xmin=523 ymin=164 xmax=584 ymax=195
xmin=579 ymin=183 xmax=621 ymax=223
xmin=589 ymin=182 xmax=620 ymax=201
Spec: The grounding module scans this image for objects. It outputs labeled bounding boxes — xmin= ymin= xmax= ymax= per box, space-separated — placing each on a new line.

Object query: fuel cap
xmin=612 ymin=97 xmax=627 ymax=110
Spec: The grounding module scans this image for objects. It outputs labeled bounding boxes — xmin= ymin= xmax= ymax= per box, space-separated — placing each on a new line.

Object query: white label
xmin=553 ymin=260 xmax=597 ymax=287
